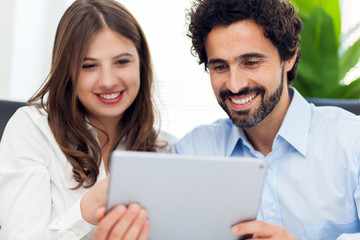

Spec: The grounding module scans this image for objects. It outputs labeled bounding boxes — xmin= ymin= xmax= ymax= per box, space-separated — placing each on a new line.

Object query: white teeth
xmin=230 ymin=93 xmax=257 ymax=105
xmin=99 ymin=92 xmax=121 ymax=100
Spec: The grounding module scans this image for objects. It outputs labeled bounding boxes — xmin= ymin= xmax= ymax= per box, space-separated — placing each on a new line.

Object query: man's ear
xmin=284 ymin=47 xmax=298 ymax=72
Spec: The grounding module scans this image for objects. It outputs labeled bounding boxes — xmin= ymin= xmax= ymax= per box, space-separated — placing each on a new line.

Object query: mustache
xmin=219 ymin=87 xmax=265 ymax=100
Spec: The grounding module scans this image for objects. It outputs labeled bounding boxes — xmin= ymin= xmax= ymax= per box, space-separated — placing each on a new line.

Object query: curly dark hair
xmin=187 ymin=0 xmax=303 ymax=84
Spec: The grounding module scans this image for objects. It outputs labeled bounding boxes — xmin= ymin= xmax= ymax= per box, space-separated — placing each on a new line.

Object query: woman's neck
xmin=87 ymin=115 xmax=121 ymax=174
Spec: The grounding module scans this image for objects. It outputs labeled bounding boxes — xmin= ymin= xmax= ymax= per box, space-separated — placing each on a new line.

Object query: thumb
xmin=96 ymin=206 xmax=107 ymax=224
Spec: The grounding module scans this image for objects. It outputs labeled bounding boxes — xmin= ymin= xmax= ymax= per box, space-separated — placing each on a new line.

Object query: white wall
xmin=1 ymin=0 xmax=359 ymax=138
xmin=0 ymin=0 xmax=15 ymax=99
xmin=0 ymin=0 xmax=226 ymax=138
xmin=119 ymin=0 xmax=227 ymax=138
xmin=0 ymin=0 xmax=66 ymax=101
xmin=340 ymin=0 xmax=360 ymax=84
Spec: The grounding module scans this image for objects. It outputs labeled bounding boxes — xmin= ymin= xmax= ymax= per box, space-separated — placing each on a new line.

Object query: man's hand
xmin=231 ymin=220 xmax=297 ymax=239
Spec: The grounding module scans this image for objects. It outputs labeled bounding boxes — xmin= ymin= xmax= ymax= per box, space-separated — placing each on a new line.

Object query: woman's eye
xmin=116 ymin=59 xmax=130 ymax=65
xmin=82 ymin=64 xmax=96 ymax=69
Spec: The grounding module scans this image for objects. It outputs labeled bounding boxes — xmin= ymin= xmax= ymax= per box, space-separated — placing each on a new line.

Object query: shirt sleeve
xmin=336 ymin=138 xmax=360 ymax=239
xmin=0 ymin=107 xmax=92 ymax=240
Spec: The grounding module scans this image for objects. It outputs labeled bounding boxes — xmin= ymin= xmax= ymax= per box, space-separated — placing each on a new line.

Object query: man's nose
xmin=225 ymin=68 xmax=249 ymax=93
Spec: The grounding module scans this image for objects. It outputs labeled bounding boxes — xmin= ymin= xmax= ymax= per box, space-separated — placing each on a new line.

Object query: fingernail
xmin=129 ymin=203 xmax=140 ymax=212
xmin=231 ymin=225 xmax=238 ymax=234
xmin=116 ymin=205 xmax=126 ymax=214
xmin=139 ymin=209 xmax=147 ymax=218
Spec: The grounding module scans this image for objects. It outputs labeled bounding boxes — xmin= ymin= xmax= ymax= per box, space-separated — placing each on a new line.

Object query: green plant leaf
xmin=290 ymin=0 xmax=340 ymax=46
xmin=293 ymin=7 xmax=339 ymax=98
xmin=319 ymin=0 xmax=340 ymax=47
xmin=290 ymin=0 xmax=360 ymax=99
xmin=339 ymin=38 xmax=360 ymax=81
xmin=335 ymin=78 xmax=360 ymax=99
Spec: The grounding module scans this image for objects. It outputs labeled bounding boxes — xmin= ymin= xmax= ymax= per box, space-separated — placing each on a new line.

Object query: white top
xmin=0 ymin=106 xmax=174 ymax=240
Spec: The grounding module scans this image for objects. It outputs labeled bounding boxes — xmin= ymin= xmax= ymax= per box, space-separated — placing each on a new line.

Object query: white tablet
xmin=107 ymin=151 xmax=267 ymax=240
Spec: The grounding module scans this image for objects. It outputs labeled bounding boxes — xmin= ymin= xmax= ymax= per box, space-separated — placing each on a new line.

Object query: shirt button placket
xmin=268 ymin=211 xmax=276 ymax=218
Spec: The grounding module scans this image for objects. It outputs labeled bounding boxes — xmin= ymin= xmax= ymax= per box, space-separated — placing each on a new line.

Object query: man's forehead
xmin=205 ymin=20 xmax=279 ymax=61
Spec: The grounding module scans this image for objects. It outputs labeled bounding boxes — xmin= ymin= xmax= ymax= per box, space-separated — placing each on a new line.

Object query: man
xmin=174 ymin=0 xmax=360 ymax=239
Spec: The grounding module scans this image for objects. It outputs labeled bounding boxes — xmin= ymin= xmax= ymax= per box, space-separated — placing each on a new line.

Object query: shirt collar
xmin=226 ymin=119 xmax=243 ymax=156
xmin=226 ymin=118 xmax=257 ymax=156
xmin=225 ymin=87 xmax=311 ymax=157
xmin=277 ymin=87 xmax=311 ymax=157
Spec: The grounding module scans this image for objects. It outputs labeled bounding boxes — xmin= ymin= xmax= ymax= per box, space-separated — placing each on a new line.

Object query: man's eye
xmin=82 ymin=64 xmax=96 ymax=69
xmin=213 ymin=64 xmax=228 ymax=72
xmin=245 ymin=61 xmax=259 ymax=66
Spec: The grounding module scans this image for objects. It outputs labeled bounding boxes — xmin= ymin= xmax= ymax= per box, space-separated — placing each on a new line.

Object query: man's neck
xmin=244 ymin=88 xmax=291 ymax=156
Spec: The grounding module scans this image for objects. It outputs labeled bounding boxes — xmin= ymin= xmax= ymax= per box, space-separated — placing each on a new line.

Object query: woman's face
xmin=76 ymin=28 xmax=140 ymax=126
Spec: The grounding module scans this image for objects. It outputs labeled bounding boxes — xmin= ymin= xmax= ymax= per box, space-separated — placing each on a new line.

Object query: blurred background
xmin=0 ymin=0 xmax=359 ymax=139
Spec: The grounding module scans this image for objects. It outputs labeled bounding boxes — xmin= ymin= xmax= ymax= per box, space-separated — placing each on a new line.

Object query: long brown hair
xmin=28 ymin=0 xmax=160 ymax=189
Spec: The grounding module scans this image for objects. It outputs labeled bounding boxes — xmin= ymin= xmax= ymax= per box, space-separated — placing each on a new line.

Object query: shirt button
xmin=268 ymin=211 xmax=276 ymax=218
xmin=267 ymin=168 xmax=272 ymax=175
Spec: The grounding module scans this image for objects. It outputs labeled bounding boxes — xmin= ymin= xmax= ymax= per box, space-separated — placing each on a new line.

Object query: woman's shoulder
xmin=1 ymin=105 xmax=57 ymax=166
xmin=13 ymin=105 xmax=47 ymax=119
xmin=2 ymin=105 xmax=51 ymax=143
xmin=156 ymin=130 xmax=177 ymax=153
xmin=12 ymin=105 xmax=48 ymax=128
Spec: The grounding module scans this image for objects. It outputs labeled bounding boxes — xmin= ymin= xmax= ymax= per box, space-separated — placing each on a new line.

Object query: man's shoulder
xmin=174 ymin=118 xmax=234 ymax=155
xmin=310 ymin=104 xmax=360 ymax=126
xmin=183 ymin=118 xmax=232 ymax=138
xmin=309 ymin=105 xmax=360 ymax=142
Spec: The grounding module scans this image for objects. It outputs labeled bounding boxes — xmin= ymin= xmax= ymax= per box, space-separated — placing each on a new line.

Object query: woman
xmin=0 ymin=0 xmax=173 ymax=239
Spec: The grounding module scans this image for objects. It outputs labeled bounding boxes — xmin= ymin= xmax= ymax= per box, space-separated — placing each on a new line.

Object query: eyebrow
xmin=83 ymin=53 xmax=134 ymax=61
xmin=237 ymin=53 xmax=266 ymax=59
xmin=207 ymin=52 xmax=267 ymax=66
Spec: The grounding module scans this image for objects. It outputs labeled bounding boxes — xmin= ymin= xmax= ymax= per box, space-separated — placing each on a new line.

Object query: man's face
xmin=205 ymin=20 xmax=292 ymax=128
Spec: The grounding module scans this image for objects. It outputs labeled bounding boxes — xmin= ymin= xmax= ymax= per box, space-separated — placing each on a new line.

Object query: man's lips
xmin=228 ymin=93 xmax=258 ymax=105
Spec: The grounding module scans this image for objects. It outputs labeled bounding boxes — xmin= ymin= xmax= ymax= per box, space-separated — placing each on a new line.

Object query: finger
xmin=96 ymin=206 xmax=107 ymax=223
xmin=137 ymin=219 xmax=150 ymax=240
xmin=93 ymin=205 xmax=126 ymax=240
xmin=108 ymin=203 xmax=141 ymax=240
xmin=122 ymin=209 xmax=148 ymax=240
xmin=231 ymin=220 xmax=276 ymax=237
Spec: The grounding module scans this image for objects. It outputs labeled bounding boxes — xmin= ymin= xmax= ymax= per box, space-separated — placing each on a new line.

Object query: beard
xmin=218 ymin=67 xmax=284 ymax=129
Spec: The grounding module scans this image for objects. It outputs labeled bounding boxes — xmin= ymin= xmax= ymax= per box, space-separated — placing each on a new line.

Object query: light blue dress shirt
xmin=174 ymin=88 xmax=360 ymax=240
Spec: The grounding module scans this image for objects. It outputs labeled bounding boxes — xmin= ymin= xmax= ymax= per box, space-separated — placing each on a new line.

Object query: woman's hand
xmin=80 ymin=176 xmax=149 ymax=239
xmin=94 ymin=203 xmax=149 ymax=240
xmin=80 ymin=177 xmax=109 ymax=225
